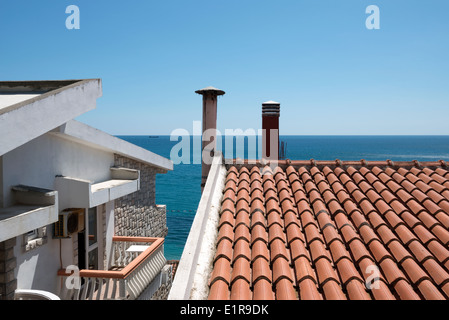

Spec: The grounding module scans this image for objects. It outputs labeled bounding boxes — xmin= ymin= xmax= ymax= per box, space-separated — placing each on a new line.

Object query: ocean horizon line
xmin=116 ymin=134 xmax=449 ymax=137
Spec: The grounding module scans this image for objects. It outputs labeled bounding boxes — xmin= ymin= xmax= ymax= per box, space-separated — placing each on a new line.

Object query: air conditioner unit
xmin=53 ymin=208 xmax=85 ymax=238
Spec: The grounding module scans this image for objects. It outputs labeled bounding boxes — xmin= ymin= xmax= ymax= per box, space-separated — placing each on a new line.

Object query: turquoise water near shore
xmin=117 ymin=135 xmax=449 ymax=260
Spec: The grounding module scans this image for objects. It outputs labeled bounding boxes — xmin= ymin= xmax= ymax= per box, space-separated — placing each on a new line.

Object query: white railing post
xmin=119 ymin=279 xmax=127 ymax=299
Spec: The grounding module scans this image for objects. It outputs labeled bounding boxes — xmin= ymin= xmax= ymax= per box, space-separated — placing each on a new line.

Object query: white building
xmin=0 ymin=79 xmax=173 ymax=300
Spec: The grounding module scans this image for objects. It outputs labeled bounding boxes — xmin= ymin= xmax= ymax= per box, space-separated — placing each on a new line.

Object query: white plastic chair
xmin=14 ymin=289 xmax=61 ymax=300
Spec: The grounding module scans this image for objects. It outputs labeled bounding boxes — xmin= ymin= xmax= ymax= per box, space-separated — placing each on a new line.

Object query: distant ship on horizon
xmin=148 ymin=135 xmax=159 ymax=138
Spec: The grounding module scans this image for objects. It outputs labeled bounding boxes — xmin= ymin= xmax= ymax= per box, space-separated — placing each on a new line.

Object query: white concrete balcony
xmin=0 ymin=185 xmax=58 ymax=242
xmin=57 ymin=236 xmax=169 ymax=300
xmin=54 ymin=167 xmax=140 ymax=208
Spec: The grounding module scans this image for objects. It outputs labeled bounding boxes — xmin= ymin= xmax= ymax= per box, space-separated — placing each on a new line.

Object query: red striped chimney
xmin=195 ymin=86 xmax=225 ymax=191
xmin=262 ymin=101 xmax=280 ymax=161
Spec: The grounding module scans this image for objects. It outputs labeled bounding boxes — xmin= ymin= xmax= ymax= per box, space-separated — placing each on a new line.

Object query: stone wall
xmin=0 ymin=238 xmax=16 ymax=300
xmin=113 ymin=154 xmax=168 ymax=238
xmin=151 ymin=282 xmax=171 ymax=300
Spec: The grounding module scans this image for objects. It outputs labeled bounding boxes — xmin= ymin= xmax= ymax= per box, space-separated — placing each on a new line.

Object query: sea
xmin=117 ymin=135 xmax=449 ymax=260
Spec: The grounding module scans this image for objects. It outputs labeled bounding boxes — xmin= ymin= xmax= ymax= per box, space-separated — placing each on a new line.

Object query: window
xmin=88 ymin=207 xmax=98 ymax=247
xmin=85 ymin=206 xmax=103 ymax=270
xmin=88 ymin=248 xmax=99 ymax=270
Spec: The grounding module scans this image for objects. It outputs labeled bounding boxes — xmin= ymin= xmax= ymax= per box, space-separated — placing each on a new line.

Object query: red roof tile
xmin=208 ymin=279 xmax=230 ymax=300
xmin=208 ymin=161 xmax=449 ymax=300
xmin=253 ymin=279 xmax=275 ymax=300
xmin=230 ymin=278 xmax=252 ymax=300
xmin=252 ymin=255 xmax=272 ymax=283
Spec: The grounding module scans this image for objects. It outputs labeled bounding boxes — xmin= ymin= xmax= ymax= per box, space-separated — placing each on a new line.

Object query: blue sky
xmin=1 ymin=0 xmax=448 ymax=135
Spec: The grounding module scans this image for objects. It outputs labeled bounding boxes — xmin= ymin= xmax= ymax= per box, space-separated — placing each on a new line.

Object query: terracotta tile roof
xmin=208 ymin=160 xmax=449 ymax=300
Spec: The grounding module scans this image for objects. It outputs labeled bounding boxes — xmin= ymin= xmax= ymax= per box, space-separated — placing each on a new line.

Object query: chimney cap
xmin=262 ymin=100 xmax=280 ymax=116
xmin=262 ymin=100 xmax=280 ymax=106
xmin=195 ymin=86 xmax=225 ymax=96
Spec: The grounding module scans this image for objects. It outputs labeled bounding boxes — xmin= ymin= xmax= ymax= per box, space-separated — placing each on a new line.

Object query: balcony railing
xmin=57 ymin=236 xmax=166 ymax=300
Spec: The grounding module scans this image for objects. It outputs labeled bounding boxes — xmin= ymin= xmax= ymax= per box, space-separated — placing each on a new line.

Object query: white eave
xmin=0 ymin=185 xmax=59 ymax=243
xmin=54 ymin=167 xmax=141 ymax=208
xmin=0 ymin=79 xmax=103 ymax=157
xmin=0 ymin=79 xmax=172 ymax=172
xmin=51 ymin=120 xmax=173 ymax=172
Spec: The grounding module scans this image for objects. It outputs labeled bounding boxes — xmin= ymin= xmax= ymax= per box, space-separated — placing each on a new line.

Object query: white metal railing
xmin=58 ymin=237 xmax=166 ymax=300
